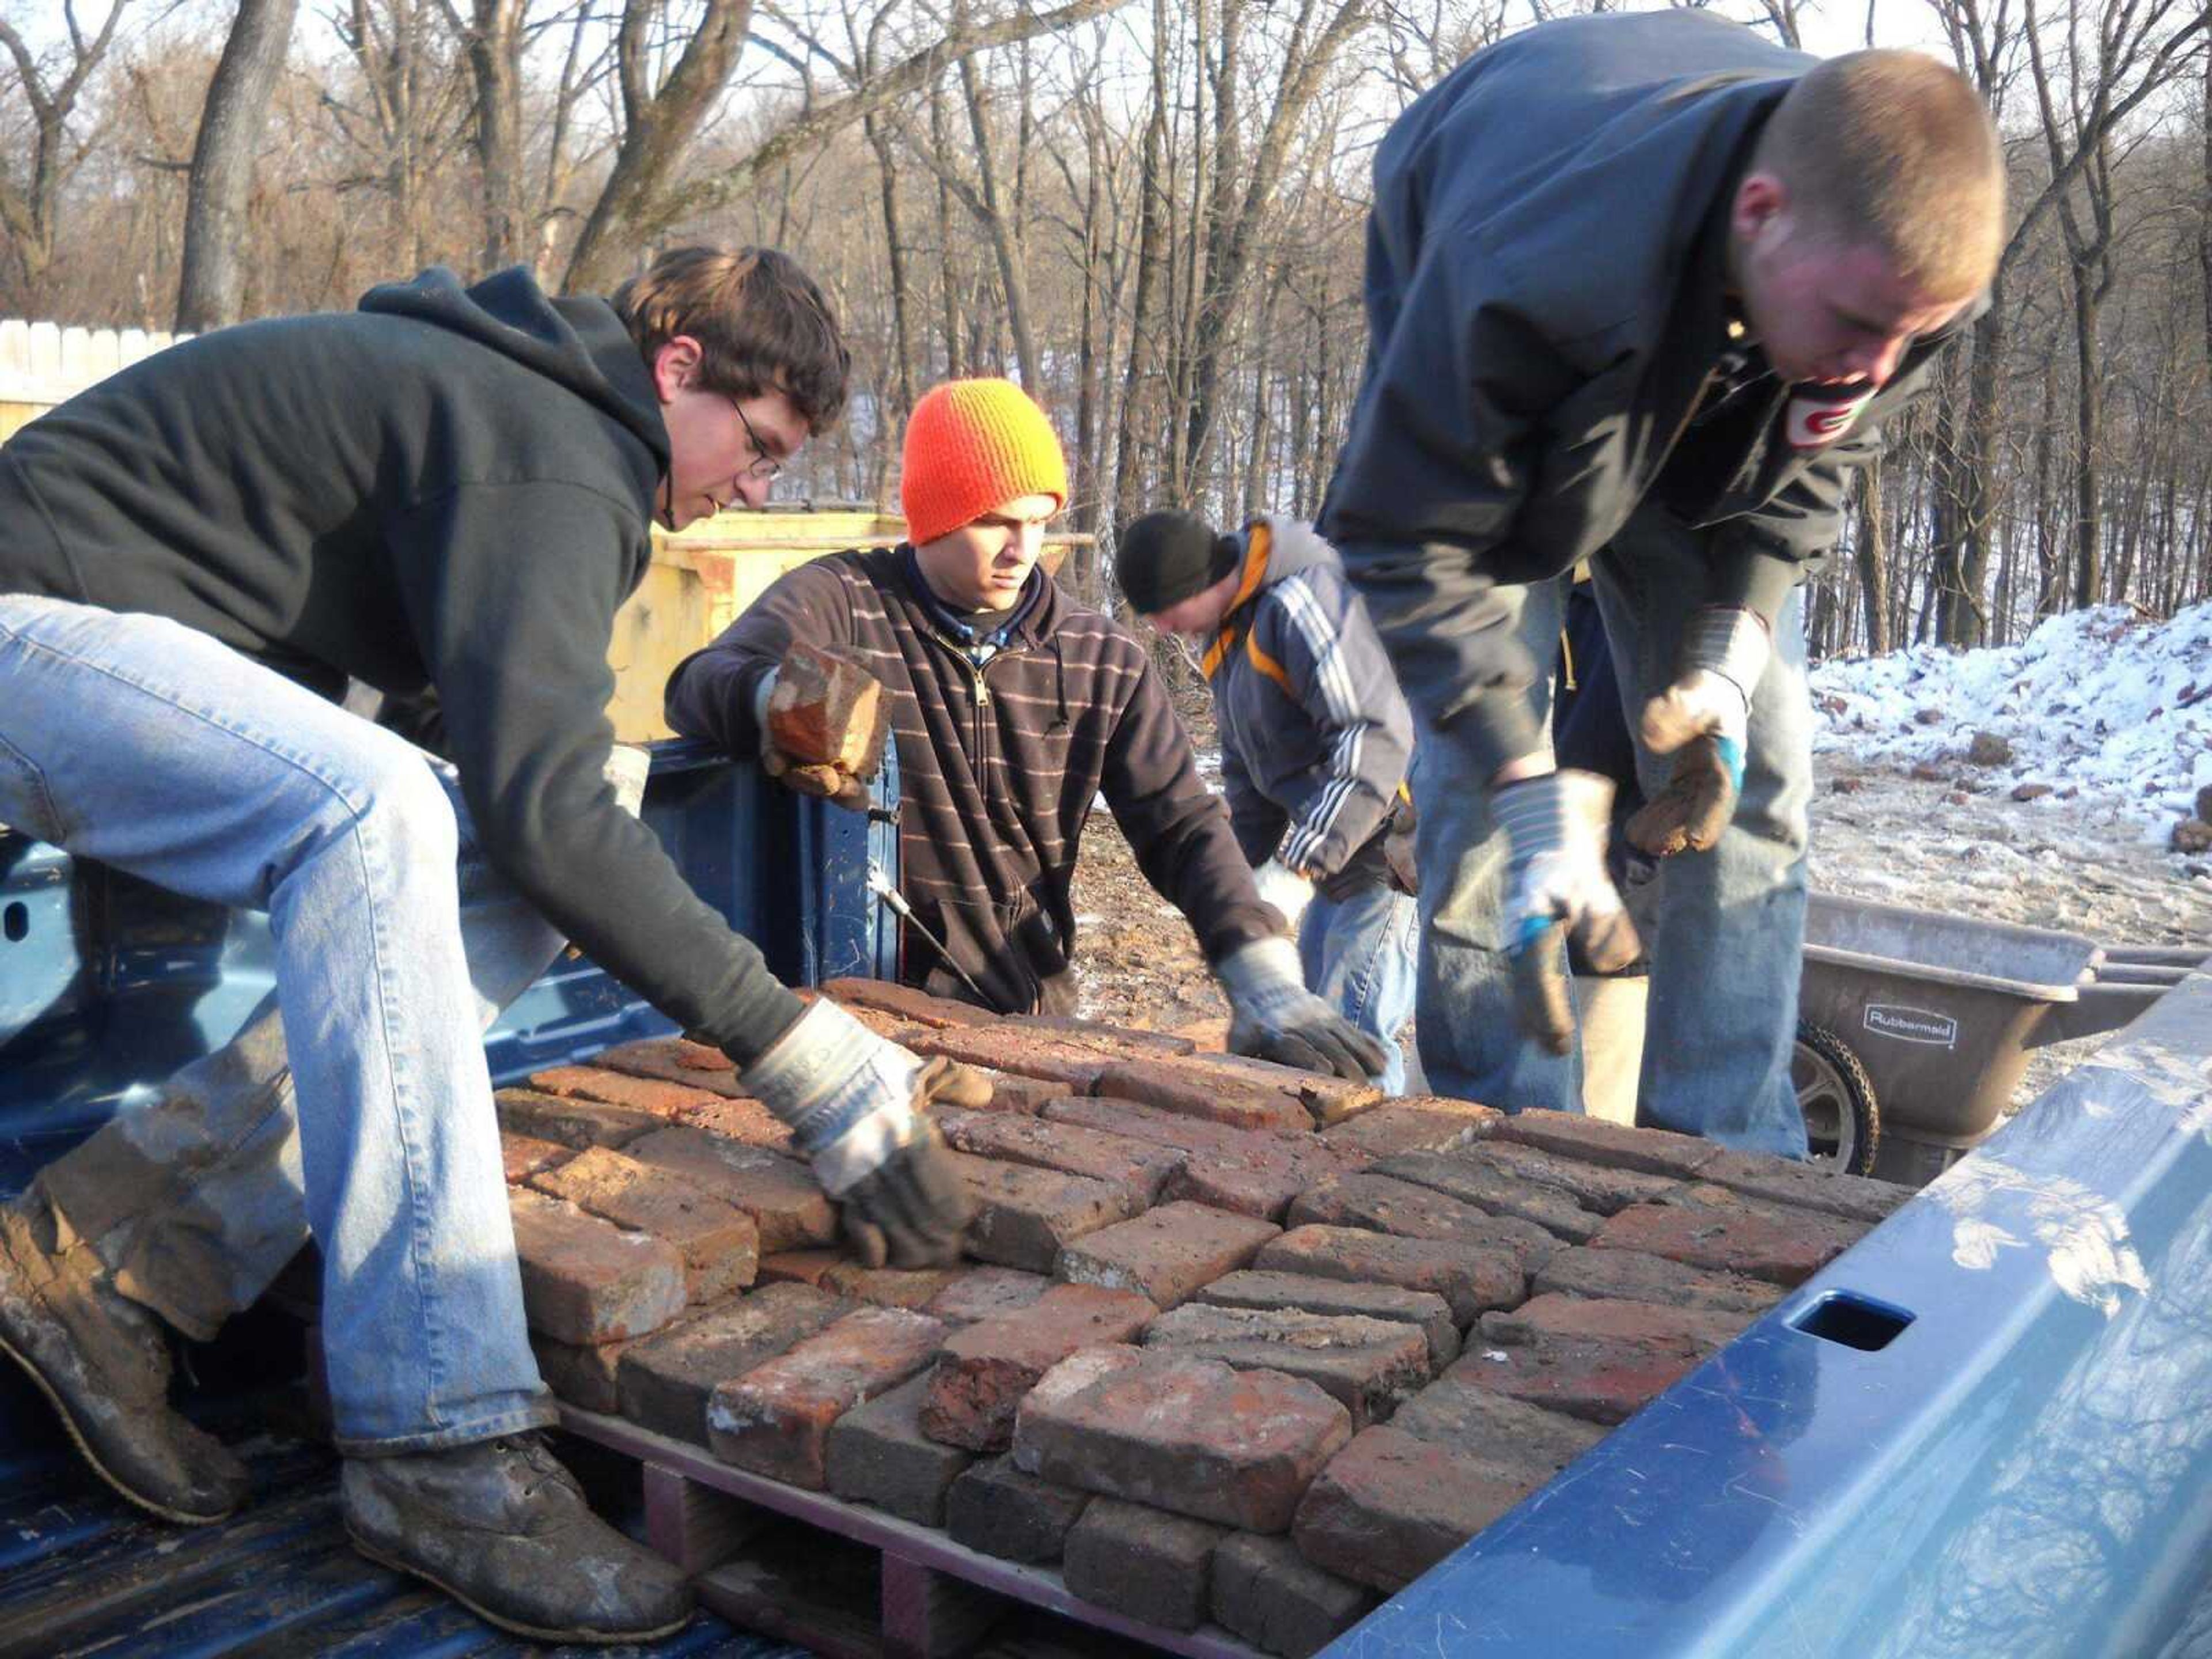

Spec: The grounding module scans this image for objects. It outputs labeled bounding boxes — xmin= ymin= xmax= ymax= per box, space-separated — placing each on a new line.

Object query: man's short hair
xmin=612 ymin=246 xmax=851 ymax=433
xmin=1756 ymin=49 xmax=2005 ymax=301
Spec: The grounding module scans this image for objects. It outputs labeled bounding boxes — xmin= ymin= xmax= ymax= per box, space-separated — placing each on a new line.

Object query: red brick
xmin=756 ymin=1249 xmax=842 ymax=1288
xmin=507 ymin=1188 xmax=688 ymax=1345
xmin=531 ymin=1331 xmax=630 ymax=1412
xmin=820 ymin=976 xmax=993 ymax=1029
xmin=1054 ymin=1202 xmax=1281 ymax=1309
xmin=1254 ymin=1225 xmax=1525 ymax=1327
xmin=1482 ymin=1290 xmax=1748 ymax=1351
xmin=976 ymin=1074 xmax=1062 ymax=1116
xmin=905 ymin=1025 xmax=1112 ymax=1090
xmin=1185 ymin=1052 xmax=1387 ymax=1128
xmin=1533 ymin=1245 xmax=1783 ymax=1316
xmin=817 ymin=1263 xmax=972 ymax=1310
xmin=1450 ymin=1294 xmax=1730 ymax=1423
xmin=1592 ymin=1185 xmax=1867 ymax=1287
xmin=1063 ymin=1497 xmax=1225 ymax=1633
xmin=1370 ymin=1151 xmax=1603 ymax=1241
xmin=1013 ymin=1346 xmax=1352 ymax=1532
xmin=1089 ymin=1058 xmax=1311 ymax=1132
xmin=1316 ymin=1101 xmax=1502 ymax=1161
xmin=1286 ymin=1175 xmax=1559 ymax=1271
xmin=1211 ymin=1531 xmax=1374 ymax=1658
xmin=1694 ymin=1150 xmax=1914 ymax=1226
xmin=529 ymin=1145 xmax=759 ymax=1303
xmin=921 ymin=1283 xmax=1159 ymax=1452
xmin=672 ymin=1094 xmax=796 ymax=1154
xmin=592 ymin=1037 xmax=753 ymax=1100
xmin=1195 ymin=1270 xmax=1460 ymax=1369
xmin=825 ymin=1372 xmax=975 ymax=1526
xmin=527 ymin=1064 xmax=719 ymax=1119
xmin=1008 ymin=1014 xmax=1198 ymax=1058
xmin=952 ymin=1153 xmax=1126 ymax=1273
xmin=1446 ymin=1141 xmax=1680 ymax=1215
xmin=1043 ymin=1095 xmax=1352 ymax=1221
xmin=1490 ymin=1109 xmax=1722 ymax=1180
xmin=494 ymin=1088 xmax=661 ymax=1151
xmin=768 ymin=643 xmax=888 ymax=770
xmin=1390 ymin=1373 xmax=1603 ymax=1467
xmin=706 ymin=1306 xmax=949 ymax=1487
xmin=947 ymin=1453 xmax=1093 ymax=1564
xmin=933 ymin=1105 xmax=1184 ymax=1211
xmin=1293 ymin=1425 xmax=1560 ymax=1592
xmin=1140 ymin=1304 xmax=1431 ymax=1429
xmin=616 ymin=1283 xmax=849 ymax=1443
xmin=501 ymin=1131 xmax=572 ymax=1185
xmin=622 ymin=1126 xmax=836 ymax=1253
xmin=924 ymin=1266 xmax=1053 ymax=1324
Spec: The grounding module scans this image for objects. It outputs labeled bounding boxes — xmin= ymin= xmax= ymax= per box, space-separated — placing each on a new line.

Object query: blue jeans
xmin=0 ymin=596 xmax=568 ymax=1453
xmin=1410 ymin=511 xmax=1812 ymax=1157
xmin=1300 ymin=880 xmax=1419 ymax=1096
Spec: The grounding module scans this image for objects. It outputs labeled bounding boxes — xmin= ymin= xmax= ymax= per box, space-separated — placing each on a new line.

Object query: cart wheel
xmin=1792 ymin=1021 xmax=1880 ymax=1176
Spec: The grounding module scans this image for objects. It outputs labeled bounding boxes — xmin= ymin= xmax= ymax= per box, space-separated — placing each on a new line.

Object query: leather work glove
xmin=1494 ymin=770 xmax=1642 ymax=1054
xmin=739 ymin=1001 xmax=984 ymax=1267
xmin=1215 ymin=937 xmax=1389 ymax=1082
xmin=754 ymin=642 xmax=892 ymax=814
xmin=1252 ymin=855 xmax=1316 ymax=934
xmin=1627 ymin=607 xmax=1770 ymax=857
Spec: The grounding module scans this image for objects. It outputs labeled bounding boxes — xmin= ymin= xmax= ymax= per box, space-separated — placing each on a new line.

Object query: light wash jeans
xmin=1300 ymin=880 xmax=1419 ymax=1096
xmin=1408 ymin=510 xmax=1813 ymax=1157
xmin=0 ymin=595 xmax=571 ymax=1453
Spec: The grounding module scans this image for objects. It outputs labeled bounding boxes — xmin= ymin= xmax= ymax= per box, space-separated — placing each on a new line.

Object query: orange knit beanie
xmin=900 ymin=379 xmax=1068 ymax=547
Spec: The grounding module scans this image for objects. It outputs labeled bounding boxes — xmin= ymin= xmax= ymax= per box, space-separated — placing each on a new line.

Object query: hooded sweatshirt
xmin=0 ymin=268 xmax=804 ymax=1060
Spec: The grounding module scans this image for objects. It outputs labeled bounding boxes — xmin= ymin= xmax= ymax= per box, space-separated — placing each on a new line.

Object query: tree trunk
xmin=464 ymin=0 xmax=527 ymax=275
xmin=1854 ymin=458 xmax=1891 ymax=654
xmin=176 ymin=0 xmax=298 ymax=330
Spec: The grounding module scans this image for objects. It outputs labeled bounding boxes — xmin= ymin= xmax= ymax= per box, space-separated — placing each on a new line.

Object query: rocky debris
xmin=1968 ymin=730 xmax=2013 ymax=766
xmin=2173 ymin=818 xmax=2212 ymax=854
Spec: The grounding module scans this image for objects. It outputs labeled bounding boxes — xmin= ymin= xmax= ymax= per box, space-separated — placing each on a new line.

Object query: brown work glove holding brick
xmin=759 ymin=641 xmax=892 ymax=812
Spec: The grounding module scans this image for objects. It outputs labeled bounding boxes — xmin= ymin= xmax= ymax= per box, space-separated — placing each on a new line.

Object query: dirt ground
xmin=1065 ymin=734 xmax=2212 ymax=1109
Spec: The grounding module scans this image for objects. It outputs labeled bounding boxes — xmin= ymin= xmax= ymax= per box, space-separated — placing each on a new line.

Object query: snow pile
xmin=1809 ymin=601 xmax=2212 ymax=839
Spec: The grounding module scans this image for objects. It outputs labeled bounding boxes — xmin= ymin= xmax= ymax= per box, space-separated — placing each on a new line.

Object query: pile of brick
xmin=495 ymin=978 xmax=1910 ymax=1658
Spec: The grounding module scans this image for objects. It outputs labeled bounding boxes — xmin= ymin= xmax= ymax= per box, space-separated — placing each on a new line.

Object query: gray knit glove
xmin=1216 ymin=937 xmax=1389 ymax=1082
xmin=1495 ymin=771 xmax=1642 ymax=1054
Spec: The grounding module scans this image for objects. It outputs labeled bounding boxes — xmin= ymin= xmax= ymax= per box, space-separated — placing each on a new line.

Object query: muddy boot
xmin=342 ymin=1433 xmax=692 ymax=1643
xmin=0 ymin=1193 xmax=252 ymax=1524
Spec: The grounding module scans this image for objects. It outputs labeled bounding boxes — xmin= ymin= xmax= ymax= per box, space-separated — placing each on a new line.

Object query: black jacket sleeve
xmin=664 ymin=559 xmax=859 ymax=755
xmin=387 ymin=481 xmax=804 ymax=1064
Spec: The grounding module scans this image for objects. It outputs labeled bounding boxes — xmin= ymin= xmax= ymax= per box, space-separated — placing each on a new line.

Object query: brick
xmin=1389 ymin=1373 xmax=1604 ymax=1468
xmin=825 ymin=1372 xmax=975 ymax=1526
xmin=1369 ymin=1151 xmax=1603 ymax=1243
xmin=922 ymin=1283 xmax=1159 ymax=1452
xmin=1195 ymin=1270 xmax=1459 ymax=1369
xmin=1187 ymin=1052 xmax=1387 ymax=1128
xmin=616 ymin=1283 xmax=849 ymax=1444
xmin=1140 ymin=1305 xmax=1431 ymax=1429
xmin=527 ymin=1064 xmax=719 ymax=1119
xmin=1293 ymin=1425 xmax=1558 ymax=1592
xmin=817 ymin=1263 xmax=972 ymax=1310
xmin=1044 ymin=1096 xmax=1349 ymax=1221
xmin=530 ymin=1146 xmax=759 ymax=1304
xmin=1694 ymin=1149 xmax=1914 ymax=1226
xmin=1254 ymin=1226 xmax=1524 ymax=1327
xmin=1446 ymin=1141 xmax=1680 ymax=1215
xmin=952 ymin=1154 xmax=1126 ymax=1273
xmin=1286 ymin=1175 xmax=1559 ymax=1271
xmin=1055 ymin=1202 xmax=1280 ymax=1309
xmin=924 ymin=1266 xmax=1053 ymax=1324
xmin=507 ymin=1188 xmax=688 ymax=1345
xmin=1008 ymin=1014 xmax=1198 ymax=1058
xmin=622 ymin=1126 xmax=836 ymax=1253
xmin=706 ymin=1306 xmax=948 ymax=1487
xmin=672 ymin=1094 xmax=796 ymax=1154
xmin=906 ymin=1025 xmax=1112 ymax=1091
xmin=1063 ymin=1497 xmax=1225 ymax=1633
xmin=1211 ymin=1531 xmax=1374 ymax=1658
xmin=769 ymin=641 xmax=889 ymax=771
xmin=946 ymin=1453 xmax=1092 ymax=1563
xmin=495 ymin=1087 xmax=661 ymax=1150
xmin=977 ymin=1074 xmax=1063 ymax=1116
xmin=1479 ymin=1290 xmax=1747 ymax=1354
xmin=531 ymin=1332 xmax=628 ymax=1412
xmin=592 ymin=1037 xmax=754 ymax=1100
xmin=1451 ymin=1294 xmax=1730 ymax=1423
xmin=1089 ymin=1058 xmax=1311 ymax=1132
xmin=1317 ymin=1100 xmax=1502 ymax=1161
xmin=820 ymin=976 xmax=994 ymax=1029
xmin=933 ymin=1106 xmax=1184 ymax=1211
xmin=756 ymin=1249 xmax=843 ymax=1288
xmin=501 ymin=1131 xmax=572 ymax=1185
xmin=1533 ymin=1245 xmax=1784 ymax=1316
xmin=1490 ymin=1109 xmax=1723 ymax=1180
xmin=1593 ymin=1184 xmax=1867 ymax=1287
xmin=1012 ymin=1346 xmax=1352 ymax=1532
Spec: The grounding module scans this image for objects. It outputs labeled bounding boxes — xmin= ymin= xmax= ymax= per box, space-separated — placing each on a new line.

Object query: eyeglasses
xmin=730 ymin=398 xmax=785 ymax=482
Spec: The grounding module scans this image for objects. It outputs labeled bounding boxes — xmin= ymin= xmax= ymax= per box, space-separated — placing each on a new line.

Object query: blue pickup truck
xmin=4 ymin=742 xmax=2209 ymax=1658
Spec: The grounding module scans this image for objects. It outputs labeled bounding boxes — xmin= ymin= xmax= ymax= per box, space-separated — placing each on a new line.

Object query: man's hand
xmin=1252 ymin=856 xmax=1315 ymax=933
xmin=757 ymin=642 xmax=891 ymax=813
xmin=738 ymin=1002 xmax=983 ymax=1267
xmin=1494 ymin=770 xmax=1641 ymax=1054
xmin=1627 ymin=607 xmax=1768 ymax=857
xmin=1215 ymin=937 xmax=1389 ymax=1082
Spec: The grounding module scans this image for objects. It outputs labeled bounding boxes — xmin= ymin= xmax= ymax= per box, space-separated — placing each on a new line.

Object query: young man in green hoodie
xmin=0 ymin=248 xmax=980 ymax=1641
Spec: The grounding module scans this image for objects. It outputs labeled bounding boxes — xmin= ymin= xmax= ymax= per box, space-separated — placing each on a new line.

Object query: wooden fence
xmin=0 ymin=320 xmax=191 ymax=441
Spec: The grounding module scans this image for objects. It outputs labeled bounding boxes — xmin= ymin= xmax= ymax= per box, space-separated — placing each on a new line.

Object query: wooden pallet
xmin=559 ymin=1405 xmax=1270 ymax=1659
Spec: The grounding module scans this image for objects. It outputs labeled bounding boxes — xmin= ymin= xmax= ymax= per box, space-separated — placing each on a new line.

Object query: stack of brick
xmin=493 ymin=993 xmax=1910 ymax=1658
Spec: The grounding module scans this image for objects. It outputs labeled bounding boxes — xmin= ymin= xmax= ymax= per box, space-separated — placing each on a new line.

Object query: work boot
xmin=342 ymin=1433 xmax=694 ymax=1643
xmin=0 ymin=1192 xmax=252 ymax=1523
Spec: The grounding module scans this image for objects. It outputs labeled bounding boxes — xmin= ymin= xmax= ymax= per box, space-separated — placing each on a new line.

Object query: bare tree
xmin=177 ymin=0 xmax=300 ymax=331
xmin=0 ymin=1 xmax=133 ymax=304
